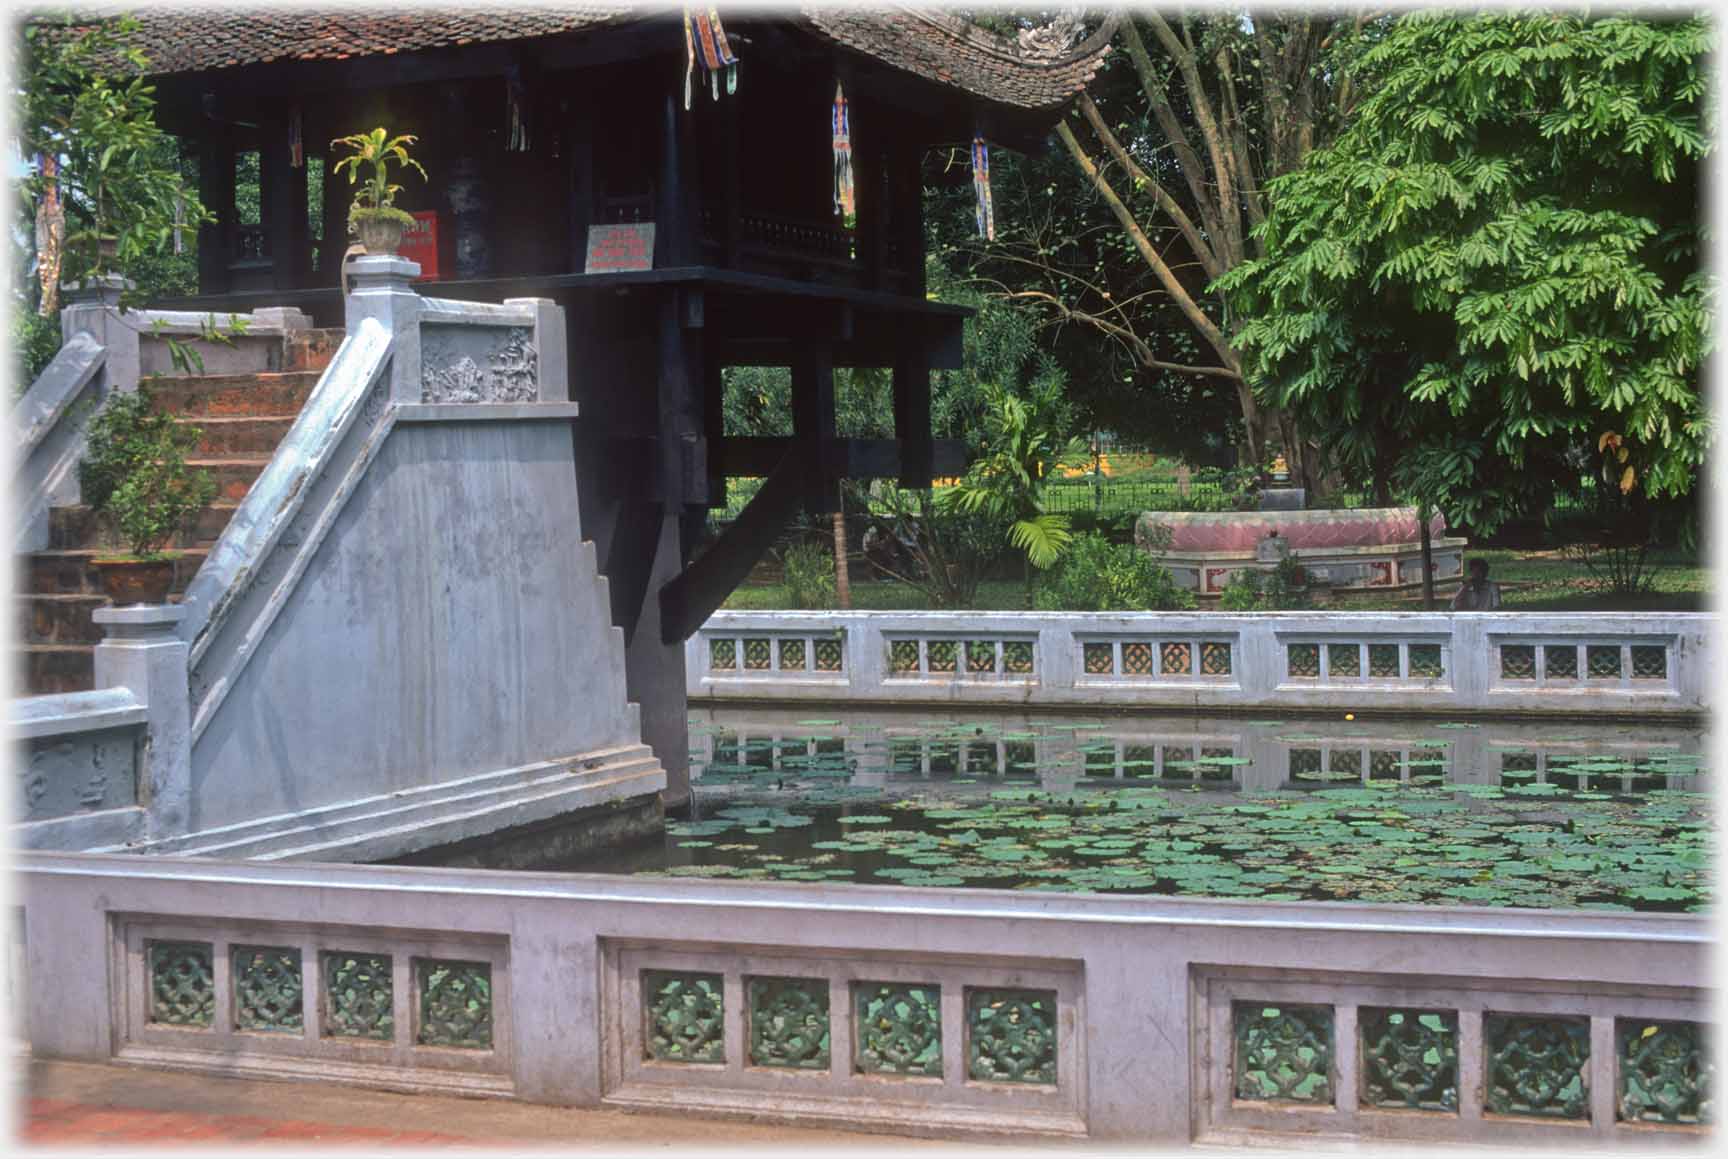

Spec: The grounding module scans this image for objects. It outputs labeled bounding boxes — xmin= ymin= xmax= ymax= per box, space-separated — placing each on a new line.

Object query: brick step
xmin=185 ymin=414 xmax=297 ymax=456
xmin=147 ymin=371 xmax=321 ymax=418
xmin=22 ymin=644 xmax=94 ymax=696
xmin=24 ymin=548 xmax=209 ymax=597
xmin=188 ymin=457 xmax=269 ymax=503
xmin=49 ymin=502 xmax=241 ymax=552
xmin=20 ymin=593 xmax=110 ymax=646
xmin=285 ymin=328 xmax=344 ymax=373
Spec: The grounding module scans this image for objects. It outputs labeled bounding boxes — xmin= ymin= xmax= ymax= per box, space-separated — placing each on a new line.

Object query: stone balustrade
xmin=16 ymin=851 xmax=1710 ymax=1144
xmin=687 ymin=611 xmax=1710 ymax=718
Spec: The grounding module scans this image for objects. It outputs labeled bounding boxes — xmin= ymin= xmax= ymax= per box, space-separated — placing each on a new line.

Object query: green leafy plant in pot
xmin=331 ymin=127 xmax=426 ymax=256
xmin=79 ymin=387 xmax=217 ymax=605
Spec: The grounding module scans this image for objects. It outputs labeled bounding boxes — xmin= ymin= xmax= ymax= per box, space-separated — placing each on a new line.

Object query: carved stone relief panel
xmin=20 ymin=726 xmax=141 ymax=821
xmin=419 ymin=324 xmax=537 ymax=403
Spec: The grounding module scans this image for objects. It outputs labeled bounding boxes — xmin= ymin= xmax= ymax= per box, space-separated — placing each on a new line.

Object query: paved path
xmin=20 ymin=1059 xmax=976 ymax=1150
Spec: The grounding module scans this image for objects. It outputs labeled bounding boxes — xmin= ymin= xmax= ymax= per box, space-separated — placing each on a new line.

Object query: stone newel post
xmin=345 ymin=254 xmax=424 ymax=403
xmin=94 ymin=604 xmax=191 ymax=841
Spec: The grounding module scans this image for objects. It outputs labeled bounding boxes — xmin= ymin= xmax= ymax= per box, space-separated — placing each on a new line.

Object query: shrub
xmin=1033 ymin=532 xmax=1194 ymax=612
xmin=78 ymin=387 xmax=216 ymax=558
xmin=779 ymin=540 xmax=836 ymax=609
xmin=1218 ymin=555 xmax=1311 ymax=610
xmin=14 ymin=309 xmax=62 ymax=391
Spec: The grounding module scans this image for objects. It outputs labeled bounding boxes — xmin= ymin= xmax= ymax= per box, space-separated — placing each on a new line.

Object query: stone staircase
xmin=18 ymin=328 xmax=343 ymax=695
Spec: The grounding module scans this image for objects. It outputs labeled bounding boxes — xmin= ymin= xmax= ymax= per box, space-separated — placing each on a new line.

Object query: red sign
xmin=584 ymin=223 xmax=656 ymax=273
xmin=399 ymin=211 xmax=440 ymax=281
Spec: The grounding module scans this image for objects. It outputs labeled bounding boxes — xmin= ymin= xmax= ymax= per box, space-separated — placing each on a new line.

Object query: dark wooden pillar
xmin=263 ymin=115 xmax=310 ymax=291
xmin=853 ymin=97 xmax=888 ymax=291
xmin=792 ymin=344 xmax=838 ymax=514
xmin=889 ymin=142 xmax=926 ymax=297
xmin=656 ymin=85 xmax=700 ymax=268
xmin=565 ymin=80 xmax=594 ymax=274
xmin=893 ymin=338 xmax=932 ymax=490
xmin=317 ymin=126 xmax=348 ymax=286
xmin=196 ymin=130 xmax=236 ymax=295
xmin=717 ymin=85 xmax=741 ymax=267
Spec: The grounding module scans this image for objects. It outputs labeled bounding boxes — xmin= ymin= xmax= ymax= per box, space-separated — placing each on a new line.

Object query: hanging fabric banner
xmin=505 ymin=65 xmax=530 ymax=152
xmin=684 ymin=7 xmax=738 ymax=109
xmin=289 ymin=106 xmax=303 ymax=168
xmin=832 ymin=83 xmax=854 ymax=219
xmin=972 ymin=135 xmax=995 ymax=241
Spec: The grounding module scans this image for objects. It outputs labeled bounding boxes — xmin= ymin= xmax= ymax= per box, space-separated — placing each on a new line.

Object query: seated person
xmin=1450 ymin=557 xmax=1501 ymax=610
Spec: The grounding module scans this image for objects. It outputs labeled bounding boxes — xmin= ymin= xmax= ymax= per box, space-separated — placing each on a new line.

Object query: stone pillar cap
xmin=94 ymin=603 xmax=188 ymax=638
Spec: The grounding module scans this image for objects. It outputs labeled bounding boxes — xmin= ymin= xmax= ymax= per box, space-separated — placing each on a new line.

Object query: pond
xmin=547 ymin=707 xmax=1708 ymax=913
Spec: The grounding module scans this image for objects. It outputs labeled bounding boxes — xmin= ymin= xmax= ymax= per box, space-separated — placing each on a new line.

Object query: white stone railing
xmin=10 ymin=687 xmax=146 ymax=849
xmin=686 ymin=611 xmax=1710 ymax=718
xmin=16 ymin=851 xmax=1710 ymax=1144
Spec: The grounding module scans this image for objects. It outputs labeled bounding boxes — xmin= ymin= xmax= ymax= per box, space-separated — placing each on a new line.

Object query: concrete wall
xmin=17 ymin=850 xmax=1710 ymax=1145
xmin=686 ymin=611 xmax=1710 ymax=719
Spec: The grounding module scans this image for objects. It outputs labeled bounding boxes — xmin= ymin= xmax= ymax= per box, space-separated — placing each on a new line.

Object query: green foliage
xmin=331 ymin=127 xmax=426 ymax=229
xmin=1218 ymin=555 xmax=1311 ymax=611
xmin=20 ymin=13 xmax=211 ymax=286
xmin=1224 ymin=12 xmax=1713 ymax=534
xmin=14 ymin=309 xmax=63 ymax=388
xmin=778 ymin=540 xmax=837 ymax=610
xmin=1033 ymin=533 xmax=1194 ymax=612
xmin=78 ymin=388 xmax=216 ymax=559
xmin=944 ymin=378 xmax=1090 ymax=569
xmin=855 ymin=482 xmax=1001 ymax=610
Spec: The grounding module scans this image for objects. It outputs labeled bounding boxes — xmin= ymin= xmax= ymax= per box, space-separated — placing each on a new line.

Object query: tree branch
xmin=1117 ymin=18 xmax=1226 ymax=248
xmin=1001 ymin=290 xmax=1242 ymax=381
xmin=1145 ymin=11 xmax=1244 ymax=266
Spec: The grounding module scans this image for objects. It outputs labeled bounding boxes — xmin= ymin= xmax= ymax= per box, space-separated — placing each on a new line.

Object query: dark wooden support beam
xmin=263 ymin=115 xmax=310 ymax=290
xmin=791 ymin=344 xmax=838 ymax=514
xmin=197 ymin=130 xmax=236 ymax=295
xmin=702 ymin=352 xmax=726 ymax=509
xmin=565 ymin=79 xmax=594 ymax=274
xmin=852 ymin=94 xmax=888 ymax=292
xmin=893 ymin=338 xmax=933 ymax=489
xmin=718 ymin=436 xmax=964 ymax=479
xmin=659 ymin=443 xmax=811 ymax=643
xmin=656 ymin=83 xmax=700 ymax=269
xmin=889 ymin=142 xmax=925 ymax=297
xmin=717 ymin=83 xmax=742 ymax=268
xmin=657 ymin=290 xmax=708 ymax=509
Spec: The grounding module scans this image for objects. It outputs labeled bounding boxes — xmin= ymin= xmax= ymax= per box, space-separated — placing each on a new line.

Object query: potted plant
xmin=331 ymin=127 xmax=427 ymax=256
xmin=78 ymin=387 xmax=217 ymax=605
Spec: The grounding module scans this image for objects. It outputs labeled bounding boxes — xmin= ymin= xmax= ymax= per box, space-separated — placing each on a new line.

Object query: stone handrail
xmin=15 ymin=850 xmax=1709 ymax=1144
xmin=11 ymin=687 xmax=146 ymax=850
xmin=12 ymin=332 xmax=108 ymax=551
xmin=687 ymin=610 xmax=1711 ymax=718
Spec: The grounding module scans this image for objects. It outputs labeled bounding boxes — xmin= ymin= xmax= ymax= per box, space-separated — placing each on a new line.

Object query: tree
xmin=944 ymin=377 xmax=1090 ymax=604
xmin=1222 ymin=12 xmax=1712 ymax=536
xmin=944 ymin=11 xmax=1379 ymax=485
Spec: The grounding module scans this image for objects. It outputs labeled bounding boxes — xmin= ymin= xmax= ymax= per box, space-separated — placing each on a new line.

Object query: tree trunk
xmin=1419 ymin=502 xmax=1436 ymax=610
xmin=832 ymin=504 xmax=852 ymax=610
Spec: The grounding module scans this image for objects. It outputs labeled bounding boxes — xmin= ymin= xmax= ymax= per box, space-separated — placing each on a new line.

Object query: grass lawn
xmin=722 ymin=548 xmax=1709 ymax=613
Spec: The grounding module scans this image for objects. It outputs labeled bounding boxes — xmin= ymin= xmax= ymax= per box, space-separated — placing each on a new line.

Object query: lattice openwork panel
xmin=888 ymin=639 xmax=919 ymax=674
xmin=323 ymin=951 xmax=394 ymax=1040
xmin=1286 ymin=643 xmax=1320 ymax=679
xmin=232 ymin=945 xmax=302 ymax=1033
xmin=1122 ymin=641 xmax=1155 ymax=675
xmin=1631 ymin=645 xmax=1668 ymax=681
xmin=417 ymin=959 xmax=493 ymax=1050
xmin=855 ymin=983 xmax=942 ymax=1077
xmin=1329 ymin=749 xmax=1362 ymax=777
xmin=1545 ymin=645 xmax=1579 ymax=679
xmin=1408 ymin=644 xmax=1444 ymax=678
xmin=812 ymin=637 xmax=843 ymax=672
xmin=1370 ymin=750 xmax=1403 ymax=780
xmin=1485 ymin=1014 xmax=1589 ymax=1119
xmin=1083 ymin=641 xmax=1116 ymax=675
xmin=742 ymin=638 xmax=771 ymax=670
xmin=1233 ymin=1002 xmax=1333 ymax=1103
xmin=1501 ymin=751 xmax=1539 ymax=778
xmin=1161 ymin=641 xmax=1192 ymax=676
xmin=1162 ymin=746 xmax=1193 ymax=774
xmin=777 ymin=638 xmax=806 ymax=671
xmin=965 ymin=640 xmax=997 ymax=675
xmin=1123 ymin=744 xmax=1159 ymax=778
xmin=1587 ymin=645 xmax=1622 ymax=679
xmin=1500 ymin=645 xmax=1536 ymax=680
xmin=1199 ymin=747 xmax=1236 ymax=781
xmin=1618 ymin=1019 xmax=1711 ymax=1125
xmin=708 ymin=638 xmax=736 ymax=671
xmin=1360 ymin=1008 xmax=1458 ymax=1112
xmin=1002 ymin=640 xmax=1034 ymax=675
xmin=927 ymin=640 xmax=957 ymax=673
xmin=643 ymin=970 xmax=724 ymax=1064
xmin=747 ymin=976 xmax=829 ymax=1070
xmin=1368 ymin=644 xmax=1400 ymax=678
xmin=1201 ymin=641 xmax=1232 ymax=676
xmin=1328 ymin=644 xmax=1360 ymax=678
xmin=1288 ymin=748 xmax=1322 ymax=777
xmin=967 ymin=988 xmax=1057 ymax=1084
xmin=147 ymin=941 xmax=215 ymax=1028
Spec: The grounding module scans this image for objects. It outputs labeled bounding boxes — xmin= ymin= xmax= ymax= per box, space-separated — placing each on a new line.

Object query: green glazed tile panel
xmin=147 ymin=941 xmax=215 ymax=1028
xmin=232 ymin=945 xmax=303 ymax=1033
xmin=323 ymin=951 xmax=394 ymax=1040
xmin=1587 ymin=645 xmax=1622 ymax=679
xmin=1360 ymin=1008 xmax=1458 ymax=1112
xmin=855 ymin=982 xmax=941 ymax=1077
xmin=747 ymin=976 xmax=829 ymax=1070
xmin=1161 ymin=641 xmax=1192 ymax=676
xmin=1233 ymin=1002 xmax=1333 ymax=1103
xmin=1630 ymin=645 xmax=1668 ymax=680
xmin=708 ymin=638 xmax=736 ymax=671
xmin=643 ymin=970 xmax=724 ymax=1063
xmin=416 ymin=959 xmax=492 ymax=1050
xmin=1485 ymin=1013 xmax=1589 ymax=1119
xmin=1084 ymin=641 xmax=1116 ymax=675
xmin=742 ymin=637 xmax=771 ymax=670
xmin=1327 ymin=643 xmax=1360 ymax=678
xmin=1002 ymin=639 xmax=1034 ymax=674
xmin=1618 ymin=1019 xmax=1711 ymax=1125
xmin=1368 ymin=643 xmax=1400 ymax=678
xmin=927 ymin=640 xmax=957 ymax=673
xmin=966 ymin=988 xmax=1057 ymax=1084
xmin=1201 ymin=640 xmax=1232 ymax=676
xmin=965 ymin=640 xmax=996 ymax=674
xmin=812 ymin=637 xmax=843 ymax=672
xmin=1500 ymin=644 xmax=1536 ymax=680
xmin=888 ymin=639 xmax=919 ymax=673
xmin=1408 ymin=643 xmax=1444 ymax=678
xmin=1545 ymin=645 xmax=1579 ymax=679
xmin=1286 ymin=643 xmax=1320 ymax=679
xmin=777 ymin=637 xmax=806 ymax=671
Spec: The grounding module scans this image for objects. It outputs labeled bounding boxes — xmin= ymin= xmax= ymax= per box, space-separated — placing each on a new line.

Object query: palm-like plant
xmin=331 ymin=127 xmax=426 ymax=230
xmin=943 ymin=380 xmax=1089 ymax=602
